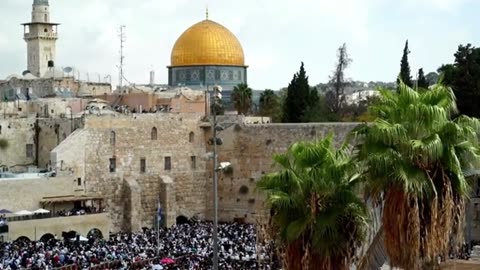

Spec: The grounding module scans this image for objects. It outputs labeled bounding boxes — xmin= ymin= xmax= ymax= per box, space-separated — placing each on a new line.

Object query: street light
xmin=210 ymin=85 xmax=223 ymax=270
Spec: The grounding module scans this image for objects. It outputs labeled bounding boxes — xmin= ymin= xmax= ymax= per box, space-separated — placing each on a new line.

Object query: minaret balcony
xmin=24 ymin=32 xmax=58 ymax=40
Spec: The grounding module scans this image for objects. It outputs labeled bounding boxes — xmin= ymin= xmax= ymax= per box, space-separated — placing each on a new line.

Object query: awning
xmin=32 ymin=208 xmax=50 ymax=214
xmin=40 ymin=195 xmax=104 ymax=204
xmin=14 ymin=210 xmax=33 ymax=216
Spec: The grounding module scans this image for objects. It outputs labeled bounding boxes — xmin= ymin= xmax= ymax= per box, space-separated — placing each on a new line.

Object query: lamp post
xmin=210 ymin=85 xmax=222 ymax=270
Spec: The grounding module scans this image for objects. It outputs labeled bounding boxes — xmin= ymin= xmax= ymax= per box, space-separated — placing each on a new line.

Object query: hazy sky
xmin=0 ymin=0 xmax=478 ymax=90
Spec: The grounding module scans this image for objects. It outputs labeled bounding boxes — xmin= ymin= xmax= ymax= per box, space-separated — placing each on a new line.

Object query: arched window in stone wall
xmin=151 ymin=127 xmax=158 ymax=140
xmin=110 ymin=131 xmax=116 ymax=145
xmin=189 ymin=132 xmax=195 ymax=143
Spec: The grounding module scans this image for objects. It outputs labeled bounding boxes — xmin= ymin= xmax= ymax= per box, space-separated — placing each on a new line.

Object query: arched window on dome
xmin=110 ymin=131 xmax=116 ymax=146
xmin=189 ymin=132 xmax=195 ymax=143
xmin=151 ymin=127 xmax=158 ymax=140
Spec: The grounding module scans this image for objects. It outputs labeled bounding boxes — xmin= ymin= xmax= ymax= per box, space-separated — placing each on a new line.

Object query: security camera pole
xmin=211 ymin=85 xmax=222 ymax=270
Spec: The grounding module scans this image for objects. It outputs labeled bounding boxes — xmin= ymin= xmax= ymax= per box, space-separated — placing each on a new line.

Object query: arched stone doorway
xmin=176 ymin=215 xmax=189 ymax=225
xmin=15 ymin=236 xmax=31 ymax=243
xmin=39 ymin=233 xmax=55 ymax=243
xmin=87 ymin=228 xmax=104 ymax=239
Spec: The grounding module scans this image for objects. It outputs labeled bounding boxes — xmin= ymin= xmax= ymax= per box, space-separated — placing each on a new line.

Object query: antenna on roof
xmin=119 ymin=25 xmax=126 ymax=92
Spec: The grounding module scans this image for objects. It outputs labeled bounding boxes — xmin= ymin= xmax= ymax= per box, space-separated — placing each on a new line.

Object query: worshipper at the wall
xmin=0 ymin=221 xmax=279 ymax=270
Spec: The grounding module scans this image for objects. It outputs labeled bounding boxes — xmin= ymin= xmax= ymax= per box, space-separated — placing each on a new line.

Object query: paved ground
xmin=378 ymin=260 xmax=480 ymax=270
xmin=441 ymin=260 xmax=480 ymax=270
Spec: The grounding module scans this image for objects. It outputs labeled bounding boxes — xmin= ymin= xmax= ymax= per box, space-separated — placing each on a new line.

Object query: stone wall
xmin=51 ymin=114 xmax=208 ymax=232
xmin=0 ymin=176 xmax=83 ymax=212
xmin=7 ymin=213 xmax=110 ymax=242
xmin=0 ymin=115 xmax=81 ymax=171
xmin=0 ymin=78 xmax=111 ymax=100
xmin=38 ymin=117 xmax=83 ymax=169
xmin=0 ymin=118 xmax=36 ymax=170
xmin=208 ymin=122 xmax=359 ymax=223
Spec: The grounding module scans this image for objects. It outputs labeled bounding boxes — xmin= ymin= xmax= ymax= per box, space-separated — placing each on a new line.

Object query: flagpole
xmin=157 ymin=197 xmax=160 ymax=257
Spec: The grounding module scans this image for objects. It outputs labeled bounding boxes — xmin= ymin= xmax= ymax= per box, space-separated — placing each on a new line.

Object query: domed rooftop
xmin=170 ymin=19 xmax=245 ymax=67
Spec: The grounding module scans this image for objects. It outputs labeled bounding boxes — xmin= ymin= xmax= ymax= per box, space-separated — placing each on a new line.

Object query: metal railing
xmin=6 ymin=211 xmax=105 ymax=223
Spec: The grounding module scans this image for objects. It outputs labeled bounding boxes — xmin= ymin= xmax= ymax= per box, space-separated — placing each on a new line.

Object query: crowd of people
xmin=0 ymin=215 xmax=7 ymax=227
xmin=0 ymin=221 xmax=280 ymax=269
xmin=56 ymin=206 xmax=102 ymax=217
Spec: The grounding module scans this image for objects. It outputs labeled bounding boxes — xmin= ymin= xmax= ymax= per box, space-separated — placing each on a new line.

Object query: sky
xmin=0 ymin=0 xmax=478 ymax=90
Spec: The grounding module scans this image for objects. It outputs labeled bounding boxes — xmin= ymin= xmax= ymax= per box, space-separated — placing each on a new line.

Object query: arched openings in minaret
xmin=44 ymin=14 xmax=48 ymax=22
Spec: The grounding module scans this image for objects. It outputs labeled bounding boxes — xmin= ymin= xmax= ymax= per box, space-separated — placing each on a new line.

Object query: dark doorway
xmin=40 ymin=233 xmax=54 ymax=242
xmin=15 ymin=236 xmax=31 ymax=243
xmin=176 ymin=215 xmax=189 ymax=225
xmin=87 ymin=228 xmax=103 ymax=239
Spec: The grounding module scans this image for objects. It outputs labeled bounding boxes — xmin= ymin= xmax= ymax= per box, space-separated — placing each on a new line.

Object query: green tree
xmin=301 ymin=93 xmax=339 ymax=122
xmin=437 ymin=64 xmax=456 ymax=85
xmin=328 ymin=43 xmax=352 ymax=114
xmin=283 ymin=62 xmax=313 ymax=123
xmin=257 ymin=135 xmax=368 ymax=270
xmin=398 ymin=40 xmax=413 ymax=88
xmin=351 ymin=81 xmax=480 ymax=269
xmin=417 ymin=68 xmax=428 ymax=89
xmin=0 ymin=139 xmax=8 ymax=150
xmin=259 ymin=89 xmax=280 ymax=120
xmin=232 ymin=83 xmax=253 ymax=115
xmin=438 ymin=44 xmax=480 ymax=118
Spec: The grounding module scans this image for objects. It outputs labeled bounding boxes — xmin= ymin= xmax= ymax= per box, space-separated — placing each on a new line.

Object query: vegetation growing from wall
xmin=0 ymin=138 xmax=8 ymax=150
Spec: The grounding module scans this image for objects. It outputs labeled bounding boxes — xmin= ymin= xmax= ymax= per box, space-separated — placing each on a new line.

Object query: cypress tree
xmin=283 ymin=62 xmax=311 ymax=123
xmin=398 ymin=40 xmax=413 ymax=87
xmin=417 ymin=68 xmax=428 ymax=89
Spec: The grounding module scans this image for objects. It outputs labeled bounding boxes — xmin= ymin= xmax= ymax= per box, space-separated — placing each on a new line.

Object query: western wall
xmin=49 ymin=114 xmax=359 ymax=232
xmin=2 ymin=113 xmax=480 ymax=240
xmin=207 ymin=121 xmax=359 ymax=223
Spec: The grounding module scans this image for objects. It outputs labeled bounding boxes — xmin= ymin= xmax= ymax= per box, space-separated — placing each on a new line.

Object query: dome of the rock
xmin=167 ymin=17 xmax=248 ymax=105
xmin=170 ymin=19 xmax=245 ymax=67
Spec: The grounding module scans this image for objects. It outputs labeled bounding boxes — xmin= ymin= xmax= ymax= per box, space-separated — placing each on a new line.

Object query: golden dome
xmin=170 ymin=19 xmax=245 ymax=67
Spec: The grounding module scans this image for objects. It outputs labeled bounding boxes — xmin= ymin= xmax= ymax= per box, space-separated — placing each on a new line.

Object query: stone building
xmin=0 ymin=0 xmax=112 ymax=101
xmin=98 ymin=87 xmax=207 ymax=114
xmin=22 ymin=0 xmax=59 ymax=78
xmin=0 ymin=76 xmax=111 ymax=101
xmin=43 ymin=114 xmax=359 ymax=232
xmin=50 ymin=114 xmax=208 ymax=231
xmin=2 ymin=113 xmax=480 ymax=243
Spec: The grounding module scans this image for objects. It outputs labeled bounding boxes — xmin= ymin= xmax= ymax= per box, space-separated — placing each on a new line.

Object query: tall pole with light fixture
xmin=211 ymin=85 xmax=222 ymax=270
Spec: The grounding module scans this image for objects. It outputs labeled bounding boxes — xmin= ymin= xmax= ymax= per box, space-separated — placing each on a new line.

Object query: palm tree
xmin=232 ymin=83 xmax=252 ymax=115
xmin=351 ymin=81 xmax=480 ymax=269
xmin=257 ymin=134 xmax=369 ymax=270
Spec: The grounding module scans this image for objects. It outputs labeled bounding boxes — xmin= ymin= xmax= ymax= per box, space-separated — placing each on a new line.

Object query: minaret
xmin=22 ymin=0 xmax=59 ymax=77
